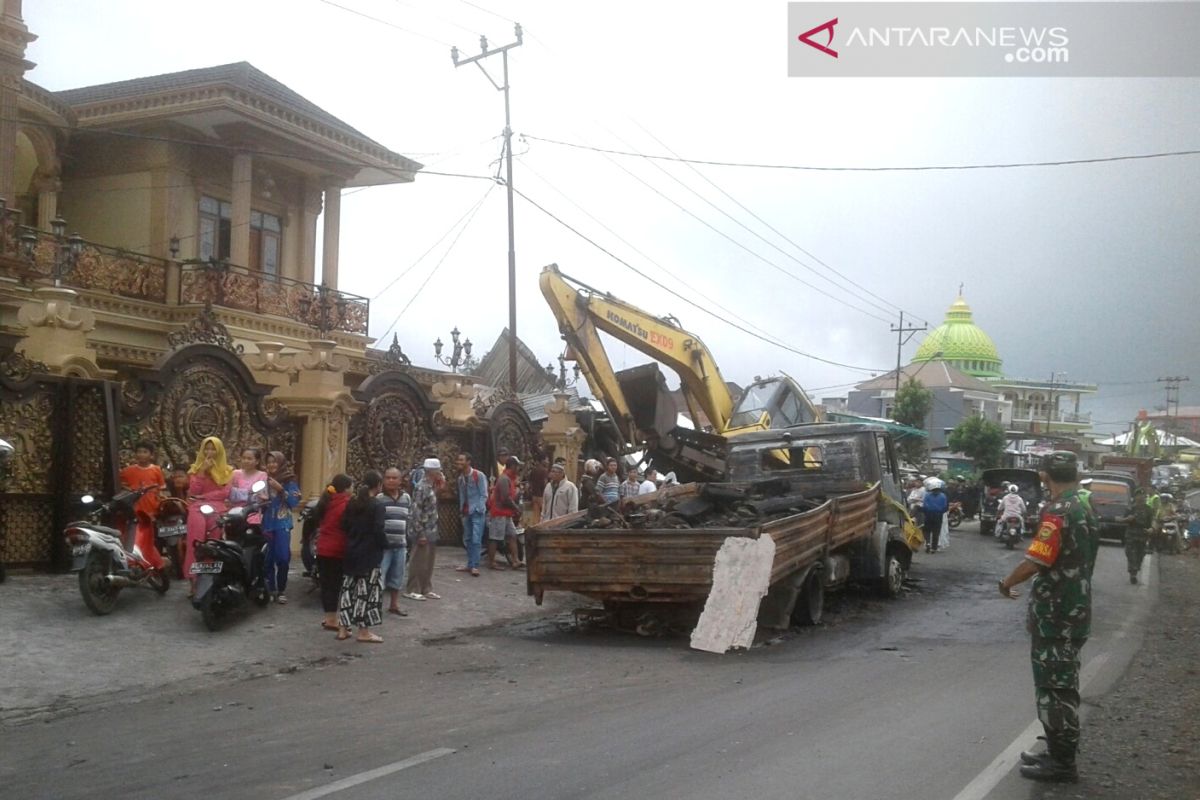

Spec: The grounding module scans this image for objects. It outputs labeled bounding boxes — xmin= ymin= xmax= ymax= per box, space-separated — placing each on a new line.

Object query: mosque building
xmin=845 ymin=294 xmax=1096 ymax=451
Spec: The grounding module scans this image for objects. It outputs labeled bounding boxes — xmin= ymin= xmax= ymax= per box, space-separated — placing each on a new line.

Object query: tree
xmin=948 ymin=414 xmax=1007 ymax=469
xmin=892 ymin=377 xmax=933 ymax=466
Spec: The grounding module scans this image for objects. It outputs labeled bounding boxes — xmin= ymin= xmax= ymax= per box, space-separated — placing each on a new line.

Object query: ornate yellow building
xmin=0 ymin=3 xmax=551 ymax=569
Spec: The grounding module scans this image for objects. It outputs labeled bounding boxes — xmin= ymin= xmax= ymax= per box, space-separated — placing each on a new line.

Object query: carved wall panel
xmin=488 ymin=401 xmax=537 ymax=469
xmin=120 ymin=344 xmax=296 ymax=471
xmin=347 ymin=374 xmax=435 ymax=479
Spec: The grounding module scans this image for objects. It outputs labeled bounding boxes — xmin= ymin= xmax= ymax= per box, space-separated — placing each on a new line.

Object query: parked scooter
xmin=947 ymin=501 xmax=964 ymax=529
xmin=190 ymin=480 xmax=270 ymax=631
xmin=999 ymin=515 xmax=1024 ymax=550
xmin=65 ymin=485 xmax=170 ymax=615
xmin=155 ymin=496 xmax=189 ymax=579
xmin=298 ymin=498 xmax=320 ymax=592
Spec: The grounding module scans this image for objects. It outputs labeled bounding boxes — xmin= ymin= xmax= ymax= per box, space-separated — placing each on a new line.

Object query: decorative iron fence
xmin=178 ymin=261 xmax=369 ymax=336
xmin=0 ymin=212 xmax=169 ymax=303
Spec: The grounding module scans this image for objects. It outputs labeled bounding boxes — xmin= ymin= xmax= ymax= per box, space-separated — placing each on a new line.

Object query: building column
xmin=35 ymin=174 xmax=59 ymax=230
xmin=299 ymin=179 xmax=322 ymax=285
xmin=230 ymin=152 xmax=253 ymax=266
xmin=321 ymin=179 xmax=342 ymax=288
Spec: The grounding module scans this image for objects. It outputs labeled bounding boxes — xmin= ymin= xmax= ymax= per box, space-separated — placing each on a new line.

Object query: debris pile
xmin=569 ymin=479 xmax=824 ymax=530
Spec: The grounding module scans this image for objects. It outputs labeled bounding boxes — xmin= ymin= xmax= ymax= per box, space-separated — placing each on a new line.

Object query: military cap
xmin=1039 ymin=450 xmax=1078 ymax=481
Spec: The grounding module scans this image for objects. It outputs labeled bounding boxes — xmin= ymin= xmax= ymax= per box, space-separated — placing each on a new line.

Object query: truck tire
xmin=879 ymin=545 xmax=906 ymax=598
xmin=792 ymin=572 xmax=823 ymax=626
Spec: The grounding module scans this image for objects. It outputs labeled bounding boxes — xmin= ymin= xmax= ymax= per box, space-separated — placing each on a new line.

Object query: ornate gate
xmin=119 ymin=343 xmax=298 ymax=472
xmin=0 ymin=353 xmax=120 ymax=569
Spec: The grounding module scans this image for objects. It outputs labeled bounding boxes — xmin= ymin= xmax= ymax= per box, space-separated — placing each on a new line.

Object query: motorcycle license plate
xmin=157 ymin=523 xmax=187 ymax=539
xmin=190 ymin=562 xmax=223 ymax=574
xmin=71 ymin=544 xmax=90 ymax=557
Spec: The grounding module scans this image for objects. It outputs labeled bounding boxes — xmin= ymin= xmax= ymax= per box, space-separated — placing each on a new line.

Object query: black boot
xmin=1130 ymin=572 xmax=1138 ymax=585
xmin=1019 ymin=756 xmax=1077 ymax=782
xmin=1019 ymin=736 xmax=1048 ymax=766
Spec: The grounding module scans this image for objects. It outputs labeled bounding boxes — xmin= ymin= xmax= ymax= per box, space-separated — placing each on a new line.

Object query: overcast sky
xmin=26 ymin=1 xmax=1200 ymax=432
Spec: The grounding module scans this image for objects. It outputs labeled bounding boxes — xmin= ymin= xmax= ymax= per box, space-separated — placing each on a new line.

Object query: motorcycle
xmin=65 ymin=485 xmax=170 ymax=615
xmin=947 ymin=501 xmax=964 ymax=529
xmin=299 ymin=498 xmax=320 ymax=592
xmin=190 ymin=480 xmax=271 ymax=631
xmin=999 ymin=515 xmax=1024 ymax=550
xmin=155 ymin=496 xmax=189 ymax=578
xmin=1152 ymin=517 xmax=1185 ymax=555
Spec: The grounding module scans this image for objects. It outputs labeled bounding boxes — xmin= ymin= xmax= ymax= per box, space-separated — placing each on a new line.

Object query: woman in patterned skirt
xmin=337 ymin=470 xmax=387 ymax=643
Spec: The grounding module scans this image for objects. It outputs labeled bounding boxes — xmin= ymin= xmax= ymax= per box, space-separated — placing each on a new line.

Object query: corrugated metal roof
xmin=475 ymin=328 xmax=557 ymax=395
xmin=519 ymin=388 xmax=587 ymax=423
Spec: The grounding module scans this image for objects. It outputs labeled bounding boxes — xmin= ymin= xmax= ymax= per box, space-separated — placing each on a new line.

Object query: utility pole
xmin=1157 ymin=375 xmax=1190 ymax=442
xmin=451 ymin=24 xmax=523 ymax=392
xmin=1045 ymin=371 xmax=1065 ymax=435
xmin=888 ymin=311 xmax=927 ymax=417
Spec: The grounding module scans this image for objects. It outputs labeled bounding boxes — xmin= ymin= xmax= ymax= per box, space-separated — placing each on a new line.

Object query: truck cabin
xmin=727 ymin=378 xmax=818 ymax=433
xmin=724 ymin=423 xmax=902 ymax=501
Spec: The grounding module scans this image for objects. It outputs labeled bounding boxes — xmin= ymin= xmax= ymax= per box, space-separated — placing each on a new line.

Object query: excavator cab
xmin=727 ymin=377 xmax=818 ymax=436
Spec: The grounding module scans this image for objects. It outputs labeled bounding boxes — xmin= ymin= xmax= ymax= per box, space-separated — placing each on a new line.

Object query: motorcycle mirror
xmin=80 ymin=494 xmax=95 ymax=504
xmin=251 ymin=480 xmax=267 ymax=493
xmin=200 ymin=504 xmax=215 ymax=515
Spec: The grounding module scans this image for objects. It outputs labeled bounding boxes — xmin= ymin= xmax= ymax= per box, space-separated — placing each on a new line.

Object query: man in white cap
xmin=404 ymin=457 xmax=444 ymax=600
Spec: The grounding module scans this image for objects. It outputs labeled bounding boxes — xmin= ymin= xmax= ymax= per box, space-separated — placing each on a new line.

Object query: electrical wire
xmin=371 ymin=182 xmax=497 ymax=301
xmin=516 ymin=155 xmax=805 ymax=353
xmin=316 ymin=0 xmax=454 ymax=47
xmin=454 ymin=0 xmax=515 ymax=24
xmin=375 ymin=184 xmax=495 ymax=341
xmin=525 ymin=140 xmax=892 ymax=325
xmin=525 ymin=134 xmax=1200 ymax=173
xmin=511 ymin=184 xmax=886 ymax=372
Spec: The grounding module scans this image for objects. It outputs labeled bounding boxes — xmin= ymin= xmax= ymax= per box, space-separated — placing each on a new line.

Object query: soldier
xmin=998 ymin=451 xmax=1091 ymax=783
xmin=1124 ymin=487 xmax=1154 ymax=584
xmin=1077 ymin=477 xmax=1100 ymax=578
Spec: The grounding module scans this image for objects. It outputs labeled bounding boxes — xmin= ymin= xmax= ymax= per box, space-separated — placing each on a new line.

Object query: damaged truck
xmin=526 ymin=422 xmax=918 ymax=651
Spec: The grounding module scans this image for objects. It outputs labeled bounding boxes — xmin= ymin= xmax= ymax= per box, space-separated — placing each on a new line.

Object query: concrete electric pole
xmin=889 ymin=311 xmax=927 ymax=417
xmin=1157 ymin=375 xmax=1190 ymax=439
xmin=451 ymin=24 xmax=523 ymax=392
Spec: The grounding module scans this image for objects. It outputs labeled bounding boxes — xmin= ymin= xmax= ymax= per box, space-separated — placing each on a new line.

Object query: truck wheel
xmin=879 ymin=548 xmax=905 ymax=598
xmin=792 ymin=573 xmax=823 ymax=626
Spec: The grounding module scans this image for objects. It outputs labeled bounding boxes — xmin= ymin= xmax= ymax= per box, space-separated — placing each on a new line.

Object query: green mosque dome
xmin=912 ymin=296 xmax=1003 ymax=378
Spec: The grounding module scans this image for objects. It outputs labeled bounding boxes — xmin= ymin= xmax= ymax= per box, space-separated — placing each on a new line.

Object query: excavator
xmin=539 ymin=264 xmax=823 ymax=481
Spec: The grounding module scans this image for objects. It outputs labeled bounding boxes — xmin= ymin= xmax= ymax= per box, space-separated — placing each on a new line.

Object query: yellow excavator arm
xmin=540 ymin=264 xmax=736 ymax=444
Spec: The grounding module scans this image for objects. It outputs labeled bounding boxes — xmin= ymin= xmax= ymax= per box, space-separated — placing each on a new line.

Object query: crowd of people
xmin=116 ymin=436 xmax=676 ymax=644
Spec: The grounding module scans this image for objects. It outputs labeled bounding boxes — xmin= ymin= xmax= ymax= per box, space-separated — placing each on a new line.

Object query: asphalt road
xmin=1 ymin=520 xmax=1155 ymax=800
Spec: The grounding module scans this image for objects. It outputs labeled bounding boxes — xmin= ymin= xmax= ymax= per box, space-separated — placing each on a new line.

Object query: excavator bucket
xmin=615 ymin=363 xmax=678 ymax=441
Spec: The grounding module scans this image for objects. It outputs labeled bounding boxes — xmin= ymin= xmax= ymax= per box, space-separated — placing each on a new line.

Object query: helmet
xmin=1161 ymin=493 xmax=1174 ymax=502
xmin=1007 ymin=484 xmax=1018 ymax=494
xmin=1039 ymin=450 xmax=1078 ymax=481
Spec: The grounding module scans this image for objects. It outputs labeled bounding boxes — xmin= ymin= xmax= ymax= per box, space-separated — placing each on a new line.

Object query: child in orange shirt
xmin=119 ymin=440 xmax=167 ymax=570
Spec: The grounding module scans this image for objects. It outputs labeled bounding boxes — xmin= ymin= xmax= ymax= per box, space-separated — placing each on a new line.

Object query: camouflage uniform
xmin=1125 ymin=496 xmax=1154 ymax=577
xmin=1076 ymin=486 xmax=1100 ymax=578
xmin=1025 ymin=488 xmax=1092 ymax=767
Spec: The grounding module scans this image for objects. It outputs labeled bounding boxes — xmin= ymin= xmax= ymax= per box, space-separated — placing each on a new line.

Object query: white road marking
xmin=950 ymin=555 xmax=1153 ymax=800
xmin=279 ymin=748 xmax=455 ymax=800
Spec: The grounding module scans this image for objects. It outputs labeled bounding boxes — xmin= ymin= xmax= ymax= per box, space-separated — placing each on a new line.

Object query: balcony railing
xmin=1012 ymin=409 xmax=1091 ymax=425
xmin=179 ymin=261 xmax=369 ymax=336
xmin=0 ymin=213 xmax=169 ymax=303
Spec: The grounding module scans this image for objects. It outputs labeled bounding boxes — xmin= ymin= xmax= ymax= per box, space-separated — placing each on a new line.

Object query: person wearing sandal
xmin=315 ymin=474 xmax=353 ymax=633
xmin=376 ymin=467 xmax=411 ymax=616
xmin=338 ymin=470 xmax=387 ymax=643
xmin=404 ymin=458 xmax=443 ymax=600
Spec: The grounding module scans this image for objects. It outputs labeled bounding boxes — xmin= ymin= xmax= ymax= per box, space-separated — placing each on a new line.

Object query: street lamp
xmin=433 ymin=326 xmax=475 ymax=373
xmin=298 ymin=283 xmax=349 ymax=338
xmin=20 ymin=216 xmax=84 ymax=286
xmin=545 ymin=354 xmax=581 ymax=391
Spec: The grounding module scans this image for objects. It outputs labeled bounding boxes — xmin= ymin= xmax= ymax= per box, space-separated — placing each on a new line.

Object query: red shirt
xmin=119 ymin=463 xmax=164 ymax=520
xmin=316 ymin=492 xmax=350 ymax=559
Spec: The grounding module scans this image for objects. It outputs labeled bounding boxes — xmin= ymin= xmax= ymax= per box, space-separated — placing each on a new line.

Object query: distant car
xmin=1085 ymin=472 xmax=1136 ymax=543
xmin=979 ymin=468 xmax=1043 ymax=535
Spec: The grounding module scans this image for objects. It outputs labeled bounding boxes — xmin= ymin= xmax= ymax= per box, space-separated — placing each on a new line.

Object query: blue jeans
xmin=380 ymin=546 xmax=407 ymax=591
xmin=463 ymin=511 xmax=486 ymax=569
xmin=264 ymin=526 xmax=292 ymax=593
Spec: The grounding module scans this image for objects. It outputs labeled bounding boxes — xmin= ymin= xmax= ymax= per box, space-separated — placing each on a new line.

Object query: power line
xmin=454 ymin=0 xmax=515 ymax=23
xmin=525 ymin=141 xmax=891 ymax=325
xmin=375 ymin=184 xmax=495 ymax=342
xmin=371 ymin=183 xmax=496 ymax=301
xmin=516 ymin=155 xmax=804 ymax=354
xmin=629 ymin=121 xmax=928 ymax=326
xmin=316 ymin=0 xmax=454 ymax=47
xmin=525 ymin=134 xmax=1200 ymax=173
xmin=511 ymin=184 xmax=886 ymax=372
